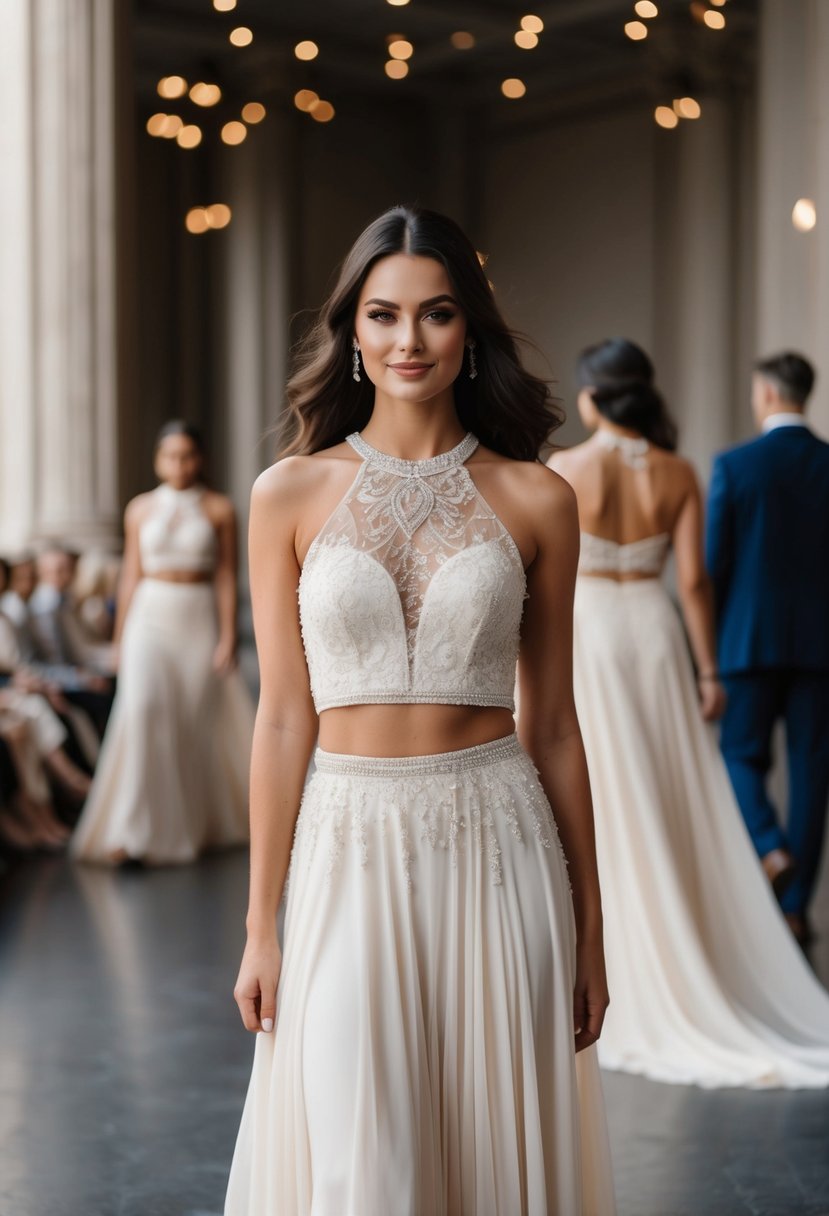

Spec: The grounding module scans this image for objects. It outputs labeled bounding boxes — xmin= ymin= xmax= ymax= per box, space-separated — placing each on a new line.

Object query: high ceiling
xmin=134 ymin=0 xmax=758 ymax=129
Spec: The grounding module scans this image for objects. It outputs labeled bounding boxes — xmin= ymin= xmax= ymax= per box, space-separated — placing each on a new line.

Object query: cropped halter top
xmin=298 ymin=432 xmax=527 ymax=713
xmin=139 ymin=484 xmax=218 ymax=576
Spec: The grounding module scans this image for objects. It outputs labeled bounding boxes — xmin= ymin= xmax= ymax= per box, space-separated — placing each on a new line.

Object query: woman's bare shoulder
xmin=251 ymin=444 xmax=359 ymax=513
xmin=124 ymin=491 xmax=156 ymax=525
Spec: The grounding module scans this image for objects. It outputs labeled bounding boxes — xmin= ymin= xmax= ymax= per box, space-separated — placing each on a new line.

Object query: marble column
xmin=756 ymin=0 xmax=829 ymax=436
xmin=0 ymin=0 xmax=130 ymax=552
xmin=653 ymin=95 xmax=746 ymax=473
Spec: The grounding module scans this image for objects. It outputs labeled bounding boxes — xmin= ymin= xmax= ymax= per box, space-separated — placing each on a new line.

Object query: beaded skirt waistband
xmin=313 ymin=733 xmax=522 ymax=778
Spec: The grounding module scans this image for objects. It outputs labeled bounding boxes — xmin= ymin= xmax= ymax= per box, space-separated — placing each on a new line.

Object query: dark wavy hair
xmin=155 ymin=419 xmax=206 ymax=454
xmin=281 ymin=205 xmax=562 ymax=461
xmin=576 ymin=338 xmax=678 ymax=451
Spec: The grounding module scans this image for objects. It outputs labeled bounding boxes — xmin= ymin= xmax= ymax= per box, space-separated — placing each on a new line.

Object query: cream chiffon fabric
xmin=225 ymin=735 xmax=616 ymax=1215
xmin=574 ymin=576 xmax=829 ymax=1089
xmin=71 ymin=579 xmax=253 ymax=864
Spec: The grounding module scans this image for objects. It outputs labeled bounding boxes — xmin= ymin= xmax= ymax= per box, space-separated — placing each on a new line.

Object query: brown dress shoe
xmin=761 ymin=848 xmax=797 ymax=898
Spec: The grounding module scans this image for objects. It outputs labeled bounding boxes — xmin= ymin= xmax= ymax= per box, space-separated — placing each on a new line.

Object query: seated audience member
xmin=72 ymin=551 xmax=121 ymax=642
xmin=1 ymin=555 xmax=112 ymax=736
xmin=30 ymin=544 xmax=115 ymax=672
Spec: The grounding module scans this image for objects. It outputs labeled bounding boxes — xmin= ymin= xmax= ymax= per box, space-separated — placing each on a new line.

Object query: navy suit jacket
xmin=706 ymin=424 xmax=829 ymax=675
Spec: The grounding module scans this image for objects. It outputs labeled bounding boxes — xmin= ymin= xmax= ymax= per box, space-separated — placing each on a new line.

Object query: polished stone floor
xmin=1 ymin=850 xmax=828 ymax=1216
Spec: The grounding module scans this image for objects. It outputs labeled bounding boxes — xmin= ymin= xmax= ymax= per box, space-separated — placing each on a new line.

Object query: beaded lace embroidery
xmin=578 ymin=531 xmax=670 ymax=576
xmin=288 ymin=737 xmax=571 ymax=889
xmin=298 ymin=432 xmax=526 ymax=712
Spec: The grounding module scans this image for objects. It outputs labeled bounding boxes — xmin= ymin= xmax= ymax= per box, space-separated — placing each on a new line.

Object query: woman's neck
xmin=360 ymin=397 xmax=466 ymax=462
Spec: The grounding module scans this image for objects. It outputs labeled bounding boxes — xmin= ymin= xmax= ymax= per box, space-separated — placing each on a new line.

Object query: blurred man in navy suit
xmin=707 ymin=353 xmax=829 ymax=945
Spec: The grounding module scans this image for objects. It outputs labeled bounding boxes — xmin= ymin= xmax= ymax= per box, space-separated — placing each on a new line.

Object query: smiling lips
xmin=388 ymin=362 xmax=434 ymax=377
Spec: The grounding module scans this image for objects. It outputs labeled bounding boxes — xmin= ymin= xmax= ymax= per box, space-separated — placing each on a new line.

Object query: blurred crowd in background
xmin=0 ymin=545 xmax=121 ymax=863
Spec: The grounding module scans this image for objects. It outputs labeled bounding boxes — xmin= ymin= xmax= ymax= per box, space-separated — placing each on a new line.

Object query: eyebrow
xmin=363 ymin=295 xmax=458 ymax=309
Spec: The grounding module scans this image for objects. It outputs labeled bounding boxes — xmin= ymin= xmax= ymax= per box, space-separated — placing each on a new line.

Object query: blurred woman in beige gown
xmin=72 ymin=422 xmax=254 ymax=865
xmin=550 ymin=338 xmax=829 ymax=1089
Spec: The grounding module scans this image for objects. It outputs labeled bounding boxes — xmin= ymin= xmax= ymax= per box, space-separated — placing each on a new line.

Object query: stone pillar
xmin=0 ymin=0 xmax=130 ymax=552
xmin=653 ymin=96 xmax=744 ymax=473
xmin=756 ymin=0 xmax=829 ymax=437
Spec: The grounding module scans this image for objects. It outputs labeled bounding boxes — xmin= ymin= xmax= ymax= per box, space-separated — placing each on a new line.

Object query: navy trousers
xmin=720 ymin=670 xmax=829 ymax=914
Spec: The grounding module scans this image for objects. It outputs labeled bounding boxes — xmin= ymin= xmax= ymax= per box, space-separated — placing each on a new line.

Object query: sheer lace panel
xmin=298 ymin=432 xmax=527 ymax=712
xmin=578 ymin=531 xmax=670 ymax=576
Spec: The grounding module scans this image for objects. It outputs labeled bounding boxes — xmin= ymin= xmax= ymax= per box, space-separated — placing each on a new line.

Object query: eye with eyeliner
xmin=365 ymin=308 xmax=457 ymax=324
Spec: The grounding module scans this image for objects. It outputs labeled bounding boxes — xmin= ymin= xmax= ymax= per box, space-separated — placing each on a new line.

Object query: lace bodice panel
xmin=578 ymin=532 xmax=670 ymax=576
xmin=298 ymin=432 xmax=526 ymax=712
xmin=140 ymin=484 xmax=217 ymax=575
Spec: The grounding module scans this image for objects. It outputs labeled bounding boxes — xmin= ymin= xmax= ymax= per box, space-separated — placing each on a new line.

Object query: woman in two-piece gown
xmin=224 ymin=206 xmax=616 ymax=1214
xmin=71 ymin=422 xmax=254 ymax=865
xmin=550 ymin=337 xmax=829 ymax=1089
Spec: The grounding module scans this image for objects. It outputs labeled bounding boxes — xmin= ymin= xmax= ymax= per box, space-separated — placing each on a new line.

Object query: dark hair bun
xmin=576 ymin=339 xmax=678 ymax=451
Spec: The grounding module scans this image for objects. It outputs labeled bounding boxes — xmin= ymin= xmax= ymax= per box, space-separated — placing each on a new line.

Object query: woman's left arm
xmin=516 ymin=467 xmax=608 ymax=1053
xmin=212 ymin=497 xmax=240 ymax=675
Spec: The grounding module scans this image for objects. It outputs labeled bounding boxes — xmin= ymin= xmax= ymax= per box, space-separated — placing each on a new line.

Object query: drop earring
xmin=352 ymin=339 xmax=361 ymax=383
xmin=467 ymin=340 xmax=478 ymax=380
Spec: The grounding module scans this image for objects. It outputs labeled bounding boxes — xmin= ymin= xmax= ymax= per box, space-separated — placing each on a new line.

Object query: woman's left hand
xmin=573 ymin=930 xmax=610 ymax=1053
xmin=213 ymin=635 xmax=238 ymax=676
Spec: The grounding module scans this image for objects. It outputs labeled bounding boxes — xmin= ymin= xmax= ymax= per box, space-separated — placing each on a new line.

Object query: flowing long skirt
xmin=574 ymin=575 xmax=829 ymax=1089
xmin=71 ymin=579 xmax=253 ymax=865
xmin=225 ymin=734 xmax=616 ymax=1215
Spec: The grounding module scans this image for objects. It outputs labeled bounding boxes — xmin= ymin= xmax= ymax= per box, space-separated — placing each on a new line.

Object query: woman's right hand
xmin=698 ymin=676 xmax=727 ymax=722
xmin=233 ymin=936 xmax=282 ymax=1034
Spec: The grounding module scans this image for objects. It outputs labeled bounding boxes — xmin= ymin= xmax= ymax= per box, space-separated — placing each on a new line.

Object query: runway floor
xmin=1 ymin=850 xmax=828 ymax=1216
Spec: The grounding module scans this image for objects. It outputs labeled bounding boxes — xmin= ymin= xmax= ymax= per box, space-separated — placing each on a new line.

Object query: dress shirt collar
xmin=762 ymin=411 xmax=810 ymax=434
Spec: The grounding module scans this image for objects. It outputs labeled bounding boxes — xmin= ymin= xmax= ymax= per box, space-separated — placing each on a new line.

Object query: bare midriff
xmin=579 ymin=570 xmax=661 ymax=583
xmin=317 ymin=703 xmax=516 ymax=758
xmin=144 ymin=570 xmax=213 ymax=585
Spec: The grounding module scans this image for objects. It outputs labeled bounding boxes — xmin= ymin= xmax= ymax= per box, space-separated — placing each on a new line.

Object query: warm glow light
xmin=311 ymin=100 xmax=335 ymax=123
xmin=792 ymin=198 xmax=817 ymax=232
xmin=384 ymin=59 xmax=409 ymax=79
xmin=386 ymin=0 xmax=410 ymax=6
xmin=710 ymin=0 xmax=727 ymax=6
xmin=185 ymin=208 xmax=209 ymax=234
xmin=634 ymin=0 xmax=658 ymax=16
xmin=229 ymin=26 xmax=253 ymax=46
xmin=704 ymin=10 xmax=726 ymax=28
xmin=501 ymin=78 xmax=526 ymax=99
xmin=160 ymin=114 xmax=183 ymax=138
xmin=655 ymin=106 xmax=679 ymax=129
xmin=625 ymin=20 xmax=648 ymax=40
xmin=157 ymin=75 xmax=187 ymax=99
xmin=450 ymin=31 xmax=476 ymax=50
xmin=221 ymin=120 xmax=247 ymax=145
xmin=146 ymin=112 xmax=170 ymax=137
xmin=189 ymin=82 xmax=222 ymax=107
xmin=388 ymin=38 xmax=414 ymax=60
xmin=294 ymin=40 xmax=319 ymax=61
xmin=294 ymin=89 xmax=319 ymax=111
xmin=213 ymin=0 xmax=236 ymax=10
xmin=242 ymin=102 xmax=266 ymax=124
xmin=673 ymin=96 xmax=701 ymax=119
xmin=520 ymin=14 xmax=544 ymax=33
xmin=177 ymin=124 xmax=203 ymax=148
xmin=515 ymin=30 xmax=539 ymax=49
xmin=205 ymin=203 xmax=232 ymax=229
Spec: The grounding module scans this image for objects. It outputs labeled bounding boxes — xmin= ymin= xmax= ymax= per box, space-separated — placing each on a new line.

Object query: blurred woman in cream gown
xmin=550 ymin=338 xmax=829 ymax=1089
xmin=71 ymin=422 xmax=253 ymax=865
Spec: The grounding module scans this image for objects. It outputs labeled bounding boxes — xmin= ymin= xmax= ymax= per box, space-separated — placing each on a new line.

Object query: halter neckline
xmin=595 ymin=429 xmax=649 ymax=469
xmin=347 ymin=431 xmax=479 ymax=477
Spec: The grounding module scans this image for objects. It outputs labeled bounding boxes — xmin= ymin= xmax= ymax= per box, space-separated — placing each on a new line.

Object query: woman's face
xmin=577 ymin=387 xmax=600 ymax=431
xmin=154 ymin=434 xmax=203 ymax=490
xmin=353 ymin=254 xmax=468 ymax=406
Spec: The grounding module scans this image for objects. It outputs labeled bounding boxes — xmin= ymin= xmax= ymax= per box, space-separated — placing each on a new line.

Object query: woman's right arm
xmin=672 ymin=465 xmax=727 ymax=722
xmin=233 ymin=463 xmax=319 ymax=1035
xmin=113 ymin=500 xmax=145 ymax=644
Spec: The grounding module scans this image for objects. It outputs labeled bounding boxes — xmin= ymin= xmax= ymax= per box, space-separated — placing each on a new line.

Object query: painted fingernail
xmin=262 ymin=1018 xmax=274 ymax=1032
